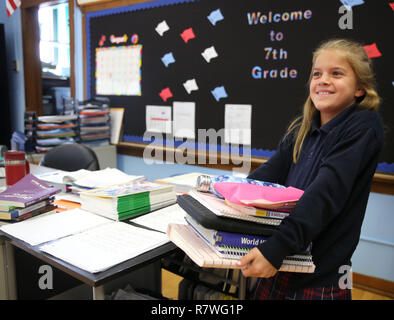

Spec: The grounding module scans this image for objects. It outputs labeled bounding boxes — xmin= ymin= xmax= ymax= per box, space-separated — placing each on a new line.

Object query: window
xmin=38 ymin=3 xmax=70 ymax=79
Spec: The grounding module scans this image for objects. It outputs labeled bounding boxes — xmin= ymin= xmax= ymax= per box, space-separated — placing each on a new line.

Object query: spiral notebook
xmin=167 ymin=223 xmax=315 ymax=273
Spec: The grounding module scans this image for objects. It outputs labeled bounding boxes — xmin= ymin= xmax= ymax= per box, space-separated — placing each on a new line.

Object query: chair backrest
xmin=39 ymin=144 xmax=100 ymax=171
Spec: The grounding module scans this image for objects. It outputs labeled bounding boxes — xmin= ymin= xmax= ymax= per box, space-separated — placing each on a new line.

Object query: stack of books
xmin=79 ymin=178 xmax=177 ymax=221
xmin=0 ymin=174 xmax=61 ymax=222
xmin=167 ymin=186 xmax=315 ymax=273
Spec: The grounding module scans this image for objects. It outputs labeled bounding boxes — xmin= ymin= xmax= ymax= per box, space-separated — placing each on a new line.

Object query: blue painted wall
xmin=1 ymin=1 xmax=393 ymax=284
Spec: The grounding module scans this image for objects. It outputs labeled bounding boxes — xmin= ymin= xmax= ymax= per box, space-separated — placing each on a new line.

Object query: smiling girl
xmin=238 ymin=39 xmax=384 ymax=300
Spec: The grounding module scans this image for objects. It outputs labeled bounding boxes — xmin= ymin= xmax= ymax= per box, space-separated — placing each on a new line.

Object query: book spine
xmin=255 ymin=209 xmax=289 ymax=219
xmin=25 ymin=190 xmax=58 ymax=207
xmin=216 ymin=231 xmax=268 ymax=248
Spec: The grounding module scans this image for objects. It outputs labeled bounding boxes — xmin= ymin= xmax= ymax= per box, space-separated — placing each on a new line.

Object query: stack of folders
xmin=79 ymin=178 xmax=177 ymax=221
xmin=0 ymin=174 xmax=60 ymax=222
xmin=167 ymin=192 xmax=315 ymax=273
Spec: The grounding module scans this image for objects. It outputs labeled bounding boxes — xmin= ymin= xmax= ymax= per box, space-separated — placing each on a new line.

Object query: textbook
xmin=79 ymin=178 xmax=176 ymax=220
xmin=0 ymin=198 xmax=54 ymax=221
xmin=13 ymin=204 xmax=57 ymax=222
xmin=185 ymin=213 xmax=268 ymax=248
xmin=0 ymin=174 xmax=61 ymax=207
xmin=224 ymin=200 xmax=290 ymax=219
xmin=185 ymin=214 xmax=313 ymax=266
xmin=167 ymin=223 xmax=315 ymax=273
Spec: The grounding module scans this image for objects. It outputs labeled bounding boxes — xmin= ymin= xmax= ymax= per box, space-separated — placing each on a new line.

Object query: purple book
xmin=0 ymin=174 xmax=61 ymax=208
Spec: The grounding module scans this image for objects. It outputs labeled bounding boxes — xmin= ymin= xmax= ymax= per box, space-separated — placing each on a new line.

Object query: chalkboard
xmin=85 ymin=0 xmax=394 ymax=173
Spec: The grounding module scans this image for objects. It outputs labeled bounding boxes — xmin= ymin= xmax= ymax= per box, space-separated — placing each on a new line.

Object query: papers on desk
xmin=0 ymin=207 xmax=171 ymax=273
xmin=40 ymin=222 xmax=168 ymax=273
xmin=131 ymin=204 xmax=187 ymax=233
xmin=0 ymin=209 xmax=109 ymax=246
xmin=36 ymin=167 xmax=143 ymax=190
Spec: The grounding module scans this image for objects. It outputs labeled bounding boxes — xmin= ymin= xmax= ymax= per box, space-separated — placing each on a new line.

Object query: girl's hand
xmin=237 ymin=247 xmax=278 ymax=278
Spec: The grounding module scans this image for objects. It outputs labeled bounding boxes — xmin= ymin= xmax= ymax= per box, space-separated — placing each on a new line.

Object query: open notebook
xmin=167 ymin=223 xmax=315 ymax=274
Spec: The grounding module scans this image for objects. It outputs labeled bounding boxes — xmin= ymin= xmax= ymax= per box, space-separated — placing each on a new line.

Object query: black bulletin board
xmin=85 ymin=0 xmax=394 ymax=173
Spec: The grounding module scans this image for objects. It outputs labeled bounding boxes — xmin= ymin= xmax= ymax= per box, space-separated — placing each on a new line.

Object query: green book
xmin=79 ymin=178 xmax=176 ymax=221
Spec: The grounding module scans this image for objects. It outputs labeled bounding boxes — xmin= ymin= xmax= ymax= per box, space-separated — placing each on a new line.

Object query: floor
xmin=161 ymin=269 xmax=393 ymax=300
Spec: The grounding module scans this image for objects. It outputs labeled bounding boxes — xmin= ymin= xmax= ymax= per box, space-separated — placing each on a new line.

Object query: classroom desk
xmin=0 ymin=230 xmax=177 ymax=300
xmin=0 ymin=165 xmax=178 ymax=300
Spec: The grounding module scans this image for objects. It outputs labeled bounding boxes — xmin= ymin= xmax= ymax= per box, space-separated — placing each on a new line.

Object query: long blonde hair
xmin=287 ymin=38 xmax=381 ymax=163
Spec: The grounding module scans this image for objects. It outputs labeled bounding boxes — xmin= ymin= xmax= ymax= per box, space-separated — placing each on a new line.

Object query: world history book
xmin=0 ymin=174 xmax=61 ymax=208
xmin=167 ymin=223 xmax=315 ymax=273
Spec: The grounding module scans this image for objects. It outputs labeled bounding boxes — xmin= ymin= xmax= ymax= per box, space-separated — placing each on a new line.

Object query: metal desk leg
xmin=92 ymin=285 xmax=105 ymax=300
xmin=239 ymin=274 xmax=247 ymax=300
xmin=4 ymin=242 xmax=17 ymax=299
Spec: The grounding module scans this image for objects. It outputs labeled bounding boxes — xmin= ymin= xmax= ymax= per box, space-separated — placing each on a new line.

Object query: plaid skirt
xmin=252 ymin=272 xmax=352 ymax=300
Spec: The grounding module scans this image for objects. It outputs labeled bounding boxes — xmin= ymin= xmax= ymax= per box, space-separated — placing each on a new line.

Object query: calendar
xmin=95 ymin=45 xmax=142 ymax=96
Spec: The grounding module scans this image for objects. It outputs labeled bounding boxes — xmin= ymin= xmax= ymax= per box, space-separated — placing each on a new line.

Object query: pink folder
xmin=213 ymin=182 xmax=304 ymax=209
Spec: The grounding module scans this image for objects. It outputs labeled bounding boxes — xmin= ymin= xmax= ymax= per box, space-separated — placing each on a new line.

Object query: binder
xmin=177 ymin=194 xmax=276 ymax=236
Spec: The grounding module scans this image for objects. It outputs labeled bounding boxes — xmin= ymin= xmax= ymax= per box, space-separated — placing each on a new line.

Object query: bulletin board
xmin=85 ymin=0 xmax=394 ymax=174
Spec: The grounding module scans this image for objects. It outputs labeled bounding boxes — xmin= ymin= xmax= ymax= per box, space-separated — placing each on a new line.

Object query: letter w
xmin=247 ymin=12 xmax=261 ymax=25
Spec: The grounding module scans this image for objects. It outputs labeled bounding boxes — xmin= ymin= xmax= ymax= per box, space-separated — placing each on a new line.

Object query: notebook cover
xmin=177 ymin=194 xmax=276 ymax=236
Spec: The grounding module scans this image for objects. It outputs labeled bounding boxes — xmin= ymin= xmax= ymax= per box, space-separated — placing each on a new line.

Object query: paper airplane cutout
xmin=363 ymin=43 xmax=382 ymax=58
xmin=180 ymin=28 xmax=195 ymax=43
xmin=155 ymin=20 xmax=170 ymax=36
xmin=207 ymin=9 xmax=224 ymax=25
xmin=159 ymin=87 xmax=173 ymax=102
xmin=183 ymin=79 xmax=199 ymax=94
xmin=340 ymin=0 xmax=364 ymax=9
xmin=211 ymin=86 xmax=228 ymax=101
xmin=161 ymin=52 xmax=176 ymax=67
xmin=201 ymin=46 xmax=218 ymax=63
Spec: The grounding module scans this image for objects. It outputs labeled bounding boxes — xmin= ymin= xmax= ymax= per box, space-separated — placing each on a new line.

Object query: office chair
xmin=39 ymin=143 xmax=100 ymax=171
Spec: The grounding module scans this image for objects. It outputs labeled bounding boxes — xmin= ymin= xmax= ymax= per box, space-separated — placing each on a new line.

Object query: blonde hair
xmin=287 ymin=38 xmax=381 ymax=163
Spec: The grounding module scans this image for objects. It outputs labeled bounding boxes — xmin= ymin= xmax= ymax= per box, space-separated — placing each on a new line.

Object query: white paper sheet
xmin=110 ymin=108 xmax=124 ymax=144
xmin=131 ymin=204 xmax=187 ymax=233
xmin=145 ymin=105 xmax=172 ymax=134
xmin=0 ymin=209 xmax=110 ymax=246
xmin=39 ymin=222 xmax=169 ymax=273
xmin=173 ymin=101 xmax=195 ymax=139
xmin=224 ymin=104 xmax=252 ymax=145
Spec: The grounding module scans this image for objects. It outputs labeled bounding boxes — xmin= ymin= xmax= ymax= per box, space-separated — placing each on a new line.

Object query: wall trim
xmin=353 ymin=272 xmax=394 ymax=299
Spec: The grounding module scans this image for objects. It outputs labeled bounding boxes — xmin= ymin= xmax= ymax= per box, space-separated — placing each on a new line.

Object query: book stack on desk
xmin=0 ymin=174 xmax=60 ymax=222
xmin=79 ymin=178 xmax=177 ymax=221
xmin=167 ymin=189 xmax=315 ymax=273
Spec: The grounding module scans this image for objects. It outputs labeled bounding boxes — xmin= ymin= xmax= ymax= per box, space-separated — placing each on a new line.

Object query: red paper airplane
xmin=363 ymin=43 xmax=382 ymax=59
xmin=159 ymin=87 xmax=173 ymax=102
xmin=180 ymin=28 xmax=195 ymax=43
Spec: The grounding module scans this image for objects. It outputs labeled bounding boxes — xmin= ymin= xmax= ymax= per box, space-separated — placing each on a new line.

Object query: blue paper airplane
xmin=211 ymin=86 xmax=228 ymax=101
xmin=208 ymin=9 xmax=224 ymax=26
xmin=340 ymin=0 xmax=364 ymax=9
xmin=161 ymin=52 xmax=175 ymax=67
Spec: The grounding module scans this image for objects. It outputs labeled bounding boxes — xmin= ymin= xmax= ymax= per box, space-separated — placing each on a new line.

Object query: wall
xmin=0 ymin=1 xmax=25 ymax=134
xmin=1 ymin=1 xmax=393 ymax=284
